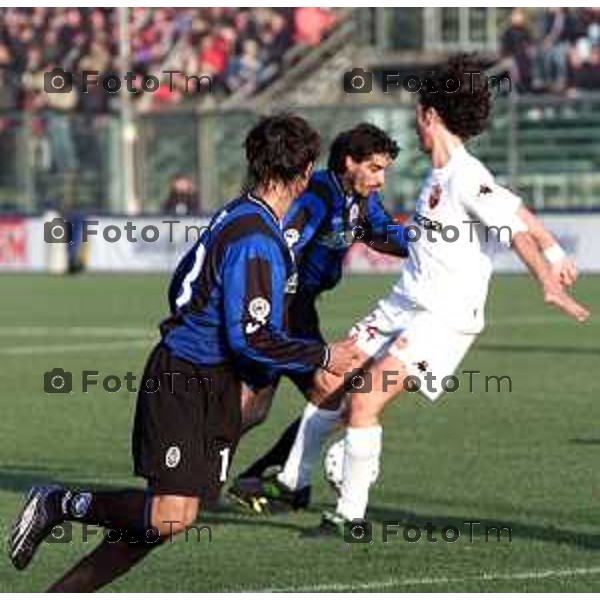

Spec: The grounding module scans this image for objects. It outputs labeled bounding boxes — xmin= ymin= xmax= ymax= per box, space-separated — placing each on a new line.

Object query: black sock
xmin=47 ymin=537 xmax=163 ymax=593
xmin=61 ymin=489 xmax=154 ymax=540
xmin=238 ymin=418 xmax=301 ymax=479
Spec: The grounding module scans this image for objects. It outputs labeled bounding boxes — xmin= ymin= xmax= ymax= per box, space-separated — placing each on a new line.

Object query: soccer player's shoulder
xmin=303 ymin=169 xmax=336 ymax=205
xmin=226 ymin=205 xmax=288 ymax=266
xmin=220 ymin=199 xmax=279 ymax=243
xmin=451 ymin=150 xmax=495 ymax=200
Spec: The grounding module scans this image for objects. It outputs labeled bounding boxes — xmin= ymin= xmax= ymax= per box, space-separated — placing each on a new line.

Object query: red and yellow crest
xmin=428 ymin=184 xmax=442 ymax=209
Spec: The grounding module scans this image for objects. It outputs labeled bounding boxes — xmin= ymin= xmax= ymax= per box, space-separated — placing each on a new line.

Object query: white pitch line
xmin=0 ymin=315 xmax=594 ymax=339
xmin=242 ymin=565 xmax=600 ymax=593
xmin=0 ymin=326 xmax=149 ymax=337
xmin=0 ymin=340 xmax=152 ymax=355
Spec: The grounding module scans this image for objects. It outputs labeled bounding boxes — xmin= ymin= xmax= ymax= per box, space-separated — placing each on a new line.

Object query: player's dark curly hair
xmin=245 ymin=113 xmax=320 ymax=188
xmin=328 ymin=123 xmax=399 ymax=174
xmin=418 ymin=54 xmax=492 ymax=140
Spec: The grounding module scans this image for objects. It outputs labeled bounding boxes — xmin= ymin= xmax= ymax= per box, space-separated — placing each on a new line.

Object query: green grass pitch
xmin=0 ymin=273 xmax=598 ymax=592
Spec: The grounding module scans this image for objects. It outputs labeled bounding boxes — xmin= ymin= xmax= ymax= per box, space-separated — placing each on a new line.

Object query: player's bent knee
xmin=348 ymin=394 xmax=379 ymax=428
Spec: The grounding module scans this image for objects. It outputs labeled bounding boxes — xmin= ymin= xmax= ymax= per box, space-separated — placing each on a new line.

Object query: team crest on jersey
xmin=428 ymin=184 xmax=442 ymax=209
xmin=165 ymin=446 xmax=181 ymax=469
xmin=248 ymin=297 xmax=270 ymax=323
xmin=284 ymin=228 xmax=300 ymax=247
xmin=479 ymin=184 xmax=493 ymax=195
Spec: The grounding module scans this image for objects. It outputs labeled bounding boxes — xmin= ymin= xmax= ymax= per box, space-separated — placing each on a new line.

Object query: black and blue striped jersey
xmin=282 ymin=169 xmax=409 ymax=294
xmin=164 ymin=193 xmax=327 ymax=386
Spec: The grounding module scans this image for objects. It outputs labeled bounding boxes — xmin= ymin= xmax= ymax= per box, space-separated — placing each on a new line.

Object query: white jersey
xmin=380 ymin=145 xmax=527 ymax=333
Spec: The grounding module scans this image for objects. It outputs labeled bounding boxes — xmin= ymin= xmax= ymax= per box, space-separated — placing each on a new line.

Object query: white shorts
xmin=350 ymin=303 xmax=477 ymax=402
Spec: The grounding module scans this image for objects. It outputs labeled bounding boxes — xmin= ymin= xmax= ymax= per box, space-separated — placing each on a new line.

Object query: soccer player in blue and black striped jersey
xmin=8 ymin=114 xmax=356 ymax=591
xmin=229 ymin=124 xmax=409 ymax=511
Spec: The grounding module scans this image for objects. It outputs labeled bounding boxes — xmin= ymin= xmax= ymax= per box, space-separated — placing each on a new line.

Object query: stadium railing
xmin=2 ymin=93 xmax=600 ymax=215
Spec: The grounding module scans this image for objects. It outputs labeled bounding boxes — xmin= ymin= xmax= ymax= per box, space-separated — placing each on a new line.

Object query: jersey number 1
xmin=219 ymin=447 xmax=231 ymax=482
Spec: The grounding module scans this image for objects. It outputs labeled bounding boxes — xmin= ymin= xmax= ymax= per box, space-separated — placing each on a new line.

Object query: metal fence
xmin=2 ymin=94 xmax=600 ymax=215
xmin=0 ymin=111 xmax=122 ymax=213
xmin=128 ymin=95 xmax=600 ymax=213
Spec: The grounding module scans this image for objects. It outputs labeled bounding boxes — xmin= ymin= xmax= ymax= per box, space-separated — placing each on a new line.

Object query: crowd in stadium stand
xmin=502 ymin=7 xmax=600 ymax=94
xmin=0 ymin=7 xmax=337 ymax=113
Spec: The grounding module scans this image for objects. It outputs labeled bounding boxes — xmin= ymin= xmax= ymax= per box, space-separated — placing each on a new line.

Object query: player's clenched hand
xmin=325 ymin=339 xmax=359 ymax=375
xmin=551 ymin=256 xmax=577 ymax=287
xmin=542 ymin=279 xmax=590 ymax=323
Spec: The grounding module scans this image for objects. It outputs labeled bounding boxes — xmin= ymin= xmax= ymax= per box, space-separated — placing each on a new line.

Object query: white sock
xmin=277 ymin=403 xmax=342 ymax=490
xmin=336 ymin=426 xmax=382 ymax=521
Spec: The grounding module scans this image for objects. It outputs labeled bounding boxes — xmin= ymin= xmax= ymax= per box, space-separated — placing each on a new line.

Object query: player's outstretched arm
xmin=461 ymin=173 xmax=585 ymax=320
xmin=512 ymin=231 xmax=590 ymax=323
xmin=518 ymin=207 xmax=577 ymax=287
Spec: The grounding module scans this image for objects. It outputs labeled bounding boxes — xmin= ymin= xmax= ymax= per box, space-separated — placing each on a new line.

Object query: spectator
xmin=0 ymin=42 xmax=18 ymax=112
xmin=197 ymin=33 xmax=230 ymax=77
xmin=537 ymin=8 xmax=577 ymax=92
xmin=263 ymin=11 xmax=291 ymax=64
xmin=224 ymin=39 xmax=262 ymax=94
xmin=500 ymin=7 xmax=600 ymax=94
xmin=571 ymin=43 xmax=600 ymax=91
xmin=570 ymin=8 xmax=600 ymax=72
xmin=162 ymin=174 xmax=201 ymax=216
xmin=0 ymin=7 xmax=336 ymax=106
xmin=294 ymin=8 xmax=336 ymax=47
xmin=501 ymin=9 xmax=535 ymax=93
xmin=44 ymin=63 xmax=78 ymax=173
xmin=78 ymin=55 xmax=112 ymax=115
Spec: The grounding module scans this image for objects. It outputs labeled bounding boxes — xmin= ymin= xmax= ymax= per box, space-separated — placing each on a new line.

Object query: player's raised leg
xmin=306 ymin=54 xmax=590 ymax=538
xmin=303 ymin=346 xmax=410 ymax=537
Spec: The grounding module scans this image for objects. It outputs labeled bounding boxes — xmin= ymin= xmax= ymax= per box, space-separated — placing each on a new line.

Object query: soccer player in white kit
xmin=304 ymin=55 xmax=591 ymax=536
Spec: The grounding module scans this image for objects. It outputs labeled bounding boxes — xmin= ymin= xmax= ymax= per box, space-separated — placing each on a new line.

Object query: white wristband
xmin=543 ymin=243 xmax=566 ymax=264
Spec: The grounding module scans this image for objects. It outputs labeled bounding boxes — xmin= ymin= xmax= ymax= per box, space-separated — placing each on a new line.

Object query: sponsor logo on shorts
xmin=365 ymin=325 xmax=380 ymax=340
xmin=165 ymin=446 xmax=181 ymax=469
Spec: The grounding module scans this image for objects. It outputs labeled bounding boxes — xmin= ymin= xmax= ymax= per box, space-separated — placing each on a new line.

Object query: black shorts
xmin=132 ymin=343 xmax=242 ymax=503
xmin=285 ymin=292 xmax=324 ymax=394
